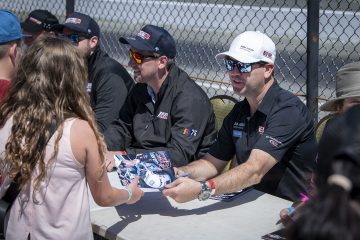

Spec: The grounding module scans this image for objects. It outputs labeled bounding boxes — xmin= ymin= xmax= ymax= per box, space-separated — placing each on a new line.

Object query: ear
xmin=8 ymin=42 xmax=19 ymax=66
xmin=88 ymin=36 xmax=99 ymax=50
xmin=264 ymin=64 xmax=274 ymax=79
xmin=158 ymin=56 xmax=168 ymax=70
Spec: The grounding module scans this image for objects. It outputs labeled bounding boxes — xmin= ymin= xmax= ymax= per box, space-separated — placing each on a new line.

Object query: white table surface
xmin=90 ymin=172 xmax=291 ymax=240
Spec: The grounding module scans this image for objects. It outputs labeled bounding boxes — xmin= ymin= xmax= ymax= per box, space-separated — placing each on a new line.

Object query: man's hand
xmin=162 ymin=177 xmax=201 ymax=203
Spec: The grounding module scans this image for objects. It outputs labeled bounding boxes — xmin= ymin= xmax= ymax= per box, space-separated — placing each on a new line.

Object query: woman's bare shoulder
xmin=71 ymin=119 xmax=95 ymax=138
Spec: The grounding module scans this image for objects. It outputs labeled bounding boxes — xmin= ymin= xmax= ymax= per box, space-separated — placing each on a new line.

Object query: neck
xmin=0 ymin=58 xmax=15 ymax=81
xmin=148 ymin=69 xmax=169 ymax=95
xmin=246 ymin=77 xmax=274 ymax=115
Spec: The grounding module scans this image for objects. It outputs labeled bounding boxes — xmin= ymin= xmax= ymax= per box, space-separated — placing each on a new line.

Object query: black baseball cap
xmin=21 ymin=9 xmax=59 ymax=32
xmin=119 ymin=25 xmax=176 ymax=58
xmin=52 ymin=12 xmax=100 ymax=38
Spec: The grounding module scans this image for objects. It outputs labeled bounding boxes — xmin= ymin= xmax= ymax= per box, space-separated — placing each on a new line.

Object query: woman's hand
xmin=126 ymin=176 xmax=144 ymax=204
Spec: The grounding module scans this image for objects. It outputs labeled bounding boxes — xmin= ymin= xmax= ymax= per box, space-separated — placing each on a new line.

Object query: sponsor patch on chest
xmin=157 ymin=111 xmax=169 ymax=120
xmin=233 ymin=122 xmax=245 ymax=138
xmin=233 ymin=130 xmax=242 ymax=138
xmin=233 ymin=122 xmax=245 ymax=130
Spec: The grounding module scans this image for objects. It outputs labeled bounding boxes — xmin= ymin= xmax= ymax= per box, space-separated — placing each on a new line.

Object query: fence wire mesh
xmin=1 ymin=0 xmax=359 ymax=118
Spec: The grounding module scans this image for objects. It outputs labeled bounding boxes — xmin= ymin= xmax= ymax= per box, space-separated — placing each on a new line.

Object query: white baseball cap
xmin=216 ymin=31 xmax=276 ymax=64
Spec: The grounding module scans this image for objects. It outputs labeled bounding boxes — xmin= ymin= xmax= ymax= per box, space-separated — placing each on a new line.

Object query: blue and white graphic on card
xmin=265 ymin=135 xmax=282 ymax=148
xmin=233 ymin=122 xmax=245 ymax=138
xmin=157 ymin=111 xmax=169 ymax=120
xmin=115 ymin=150 xmax=175 ymax=189
xmin=183 ymin=128 xmax=198 ymax=137
xmin=86 ymin=83 xmax=92 ymax=92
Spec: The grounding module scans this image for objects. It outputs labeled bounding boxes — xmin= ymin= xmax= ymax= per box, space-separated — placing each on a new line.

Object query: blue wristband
xmin=287 ymin=206 xmax=295 ymax=214
xmin=125 ymin=187 xmax=132 ymax=202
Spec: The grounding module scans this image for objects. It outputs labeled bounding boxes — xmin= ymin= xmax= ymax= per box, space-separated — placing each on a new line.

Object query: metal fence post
xmin=306 ymin=0 xmax=320 ymax=122
xmin=66 ymin=0 xmax=75 ymax=17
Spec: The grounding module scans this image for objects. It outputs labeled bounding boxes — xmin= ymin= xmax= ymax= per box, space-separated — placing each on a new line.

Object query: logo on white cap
xmin=239 ymin=45 xmax=254 ymax=53
xmin=263 ymin=51 xmax=273 ymax=60
xmin=216 ymin=31 xmax=276 ymax=64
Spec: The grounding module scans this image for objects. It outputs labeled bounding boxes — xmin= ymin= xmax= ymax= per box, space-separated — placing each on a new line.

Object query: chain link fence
xmin=1 ymin=0 xmax=360 ymax=119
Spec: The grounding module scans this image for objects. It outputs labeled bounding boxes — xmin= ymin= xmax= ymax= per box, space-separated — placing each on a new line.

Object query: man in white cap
xmin=163 ymin=31 xmax=317 ymax=202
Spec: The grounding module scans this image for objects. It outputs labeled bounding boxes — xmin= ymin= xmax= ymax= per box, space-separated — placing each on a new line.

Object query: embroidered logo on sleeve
xmin=265 ymin=135 xmax=283 ymax=148
xmin=183 ymin=128 xmax=198 ymax=137
xmin=157 ymin=111 xmax=169 ymax=120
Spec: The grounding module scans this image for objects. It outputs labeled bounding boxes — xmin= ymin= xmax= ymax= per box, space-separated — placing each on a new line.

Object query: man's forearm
xmin=179 ymin=159 xmax=218 ymax=181
xmin=211 ymin=149 xmax=277 ymax=195
xmin=212 ymin=163 xmax=260 ymax=195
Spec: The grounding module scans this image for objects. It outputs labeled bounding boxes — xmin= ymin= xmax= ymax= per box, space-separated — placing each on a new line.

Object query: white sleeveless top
xmin=0 ymin=118 xmax=93 ymax=240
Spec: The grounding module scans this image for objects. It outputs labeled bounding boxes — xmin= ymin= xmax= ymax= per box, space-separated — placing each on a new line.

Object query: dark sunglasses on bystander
xmin=224 ymin=58 xmax=267 ymax=73
xmin=56 ymin=32 xmax=89 ymax=44
xmin=66 ymin=33 xmax=90 ymax=44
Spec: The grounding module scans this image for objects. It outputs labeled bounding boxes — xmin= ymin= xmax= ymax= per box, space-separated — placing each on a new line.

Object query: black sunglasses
xmin=67 ymin=33 xmax=90 ymax=44
xmin=224 ymin=58 xmax=267 ymax=73
xmin=57 ymin=33 xmax=90 ymax=44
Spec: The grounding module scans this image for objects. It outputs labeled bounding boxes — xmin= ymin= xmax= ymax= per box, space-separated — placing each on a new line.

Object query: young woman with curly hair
xmin=0 ymin=37 xmax=143 ymax=239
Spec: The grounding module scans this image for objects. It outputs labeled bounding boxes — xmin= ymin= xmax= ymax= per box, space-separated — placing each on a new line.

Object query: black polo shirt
xmin=209 ymin=81 xmax=317 ymax=201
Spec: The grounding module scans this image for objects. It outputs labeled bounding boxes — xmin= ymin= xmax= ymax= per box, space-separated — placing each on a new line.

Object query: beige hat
xmin=320 ymin=61 xmax=360 ymax=111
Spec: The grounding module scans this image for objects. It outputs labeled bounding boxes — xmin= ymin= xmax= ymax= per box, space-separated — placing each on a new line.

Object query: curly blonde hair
xmin=0 ymin=37 xmax=107 ymax=192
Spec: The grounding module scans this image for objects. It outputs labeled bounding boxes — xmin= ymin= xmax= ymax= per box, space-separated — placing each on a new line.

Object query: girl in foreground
xmin=0 ymin=37 xmax=143 ymax=239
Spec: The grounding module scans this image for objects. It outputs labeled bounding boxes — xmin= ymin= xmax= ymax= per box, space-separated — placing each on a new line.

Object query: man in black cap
xmin=104 ymin=25 xmax=217 ymax=167
xmin=21 ymin=9 xmax=59 ymax=45
xmin=53 ymin=12 xmax=134 ymax=133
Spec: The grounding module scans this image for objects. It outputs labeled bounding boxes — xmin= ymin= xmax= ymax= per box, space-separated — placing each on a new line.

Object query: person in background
xmin=163 ymin=31 xmax=317 ymax=202
xmin=315 ymin=61 xmax=360 ymax=140
xmin=21 ymin=9 xmax=59 ymax=45
xmin=280 ymin=61 xmax=360 ymax=224
xmin=104 ymin=25 xmax=217 ymax=167
xmin=286 ymin=105 xmax=360 ymax=240
xmin=0 ymin=37 xmax=143 ymax=239
xmin=53 ymin=12 xmax=134 ymax=133
xmin=0 ymin=10 xmax=30 ymax=100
